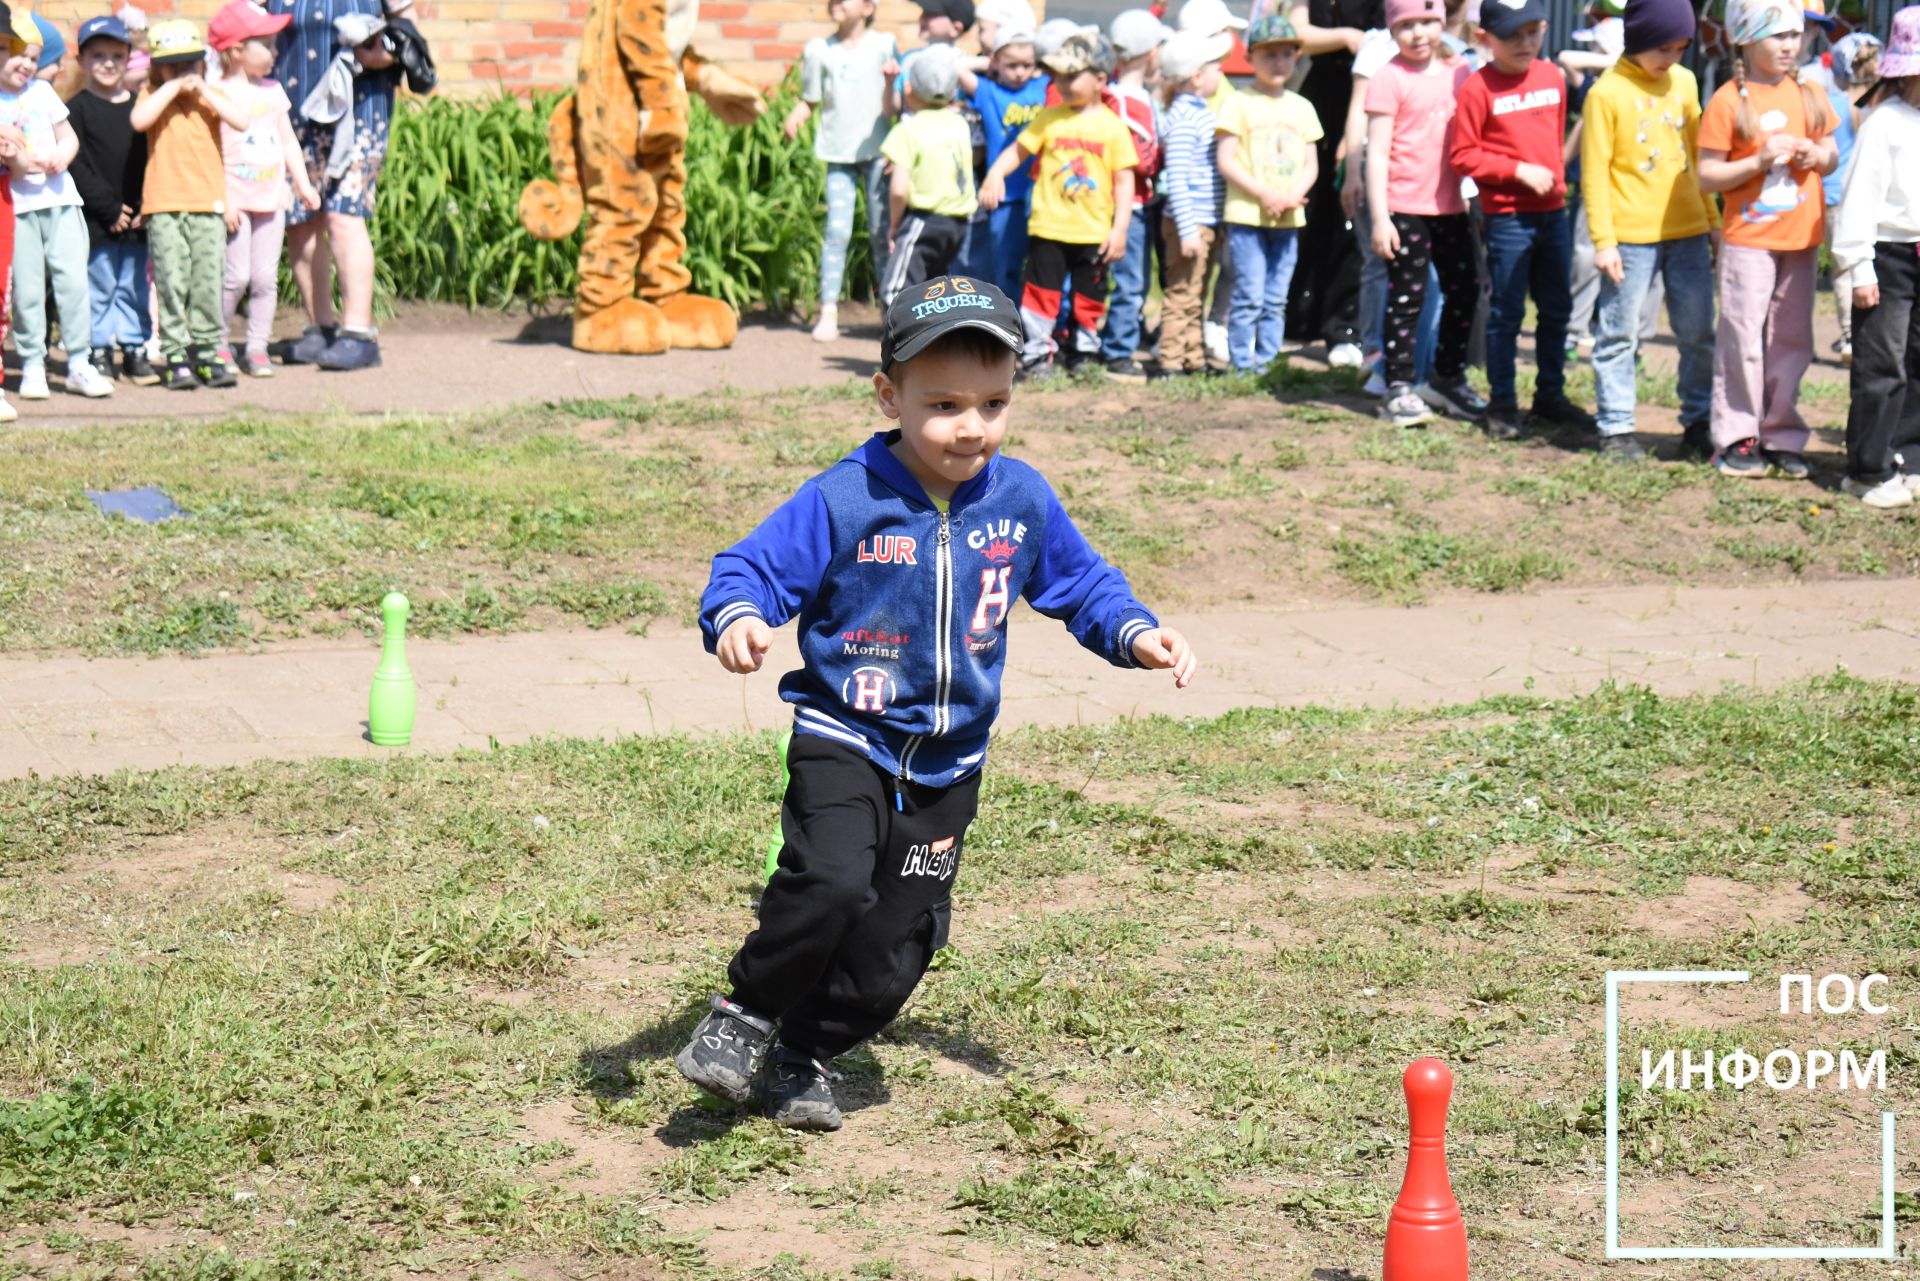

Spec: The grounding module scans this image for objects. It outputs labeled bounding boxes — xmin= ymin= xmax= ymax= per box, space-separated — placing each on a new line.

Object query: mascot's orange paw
xmin=656 ymin=291 xmax=739 ymax=350
xmin=574 ymin=297 xmax=672 ymax=354
xmin=520 ymin=179 xmax=584 ymax=242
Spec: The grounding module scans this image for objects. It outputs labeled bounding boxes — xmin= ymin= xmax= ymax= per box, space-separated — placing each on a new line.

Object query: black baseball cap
xmin=917 ymin=0 xmax=977 ymax=29
xmin=1480 ymin=0 xmax=1548 ymax=36
xmin=879 ymin=276 xmax=1024 ymax=371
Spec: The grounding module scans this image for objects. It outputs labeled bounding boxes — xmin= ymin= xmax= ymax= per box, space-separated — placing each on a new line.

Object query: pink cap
xmin=126 ymin=48 xmax=150 ymax=71
xmin=1385 ymin=0 xmax=1443 ymax=26
xmin=208 ymin=0 xmax=291 ymax=51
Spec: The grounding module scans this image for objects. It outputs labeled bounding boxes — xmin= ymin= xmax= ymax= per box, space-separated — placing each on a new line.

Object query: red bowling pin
xmin=1383 ymin=1057 xmax=1469 ymax=1281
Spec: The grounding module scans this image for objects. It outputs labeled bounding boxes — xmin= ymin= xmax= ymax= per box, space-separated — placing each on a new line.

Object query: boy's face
xmin=874 ymin=346 xmax=1017 ymax=495
xmin=920 ymin=14 xmax=962 ymax=42
xmin=1248 ymin=41 xmax=1300 ymax=85
xmin=1391 ymin=17 xmax=1443 ymax=59
xmin=827 ymin=0 xmax=869 ymax=25
xmin=0 ymin=50 xmax=36 ymax=90
xmin=991 ymin=41 xmax=1037 ymax=87
xmin=1628 ymin=37 xmax=1688 ymax=74
xmin=81 ymin=38 xmax=128 ymax=91
xmin=1483 ymin=21 xmax=1544 ymax=72
xmin=1191 ymin=58 xmax=1225 ymax=97
xmin=1059 ymin=67 xmax=1103 ymax=105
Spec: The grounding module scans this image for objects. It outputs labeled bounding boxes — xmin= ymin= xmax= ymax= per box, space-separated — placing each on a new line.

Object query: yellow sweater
xmin=1579 ymin=59 xmax=1720 ymax=251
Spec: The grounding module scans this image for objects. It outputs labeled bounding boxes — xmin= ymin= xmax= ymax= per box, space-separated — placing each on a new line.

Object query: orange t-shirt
xmin=1697 ymin=77 xmax=1829 ymax=251
xmin=140 ymin=91 xmax=227 ymax=215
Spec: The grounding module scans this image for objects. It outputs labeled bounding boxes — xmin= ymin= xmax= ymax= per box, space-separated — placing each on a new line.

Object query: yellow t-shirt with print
xmin=881 ymin=107 xmax=978 ymax=219
xmin=1016 ymin=103 xmax=1140 ymax=244
xmin=1217 ymin=87 xmax=1323 ymax=229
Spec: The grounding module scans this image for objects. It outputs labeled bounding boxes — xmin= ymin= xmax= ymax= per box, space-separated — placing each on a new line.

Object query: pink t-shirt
xmin=219 ymin=76 xmax=294 ymax=214
xmin=1365 ymin=53 xmax=1472 ymax=217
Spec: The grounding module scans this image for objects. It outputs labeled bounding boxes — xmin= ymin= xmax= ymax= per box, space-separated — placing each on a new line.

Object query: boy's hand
xmin=1098 ymin=224 xmax=1128 ymax=263
xmin=1514 ymin=162 xmax=1555 ymax=196
xmin=1181 ymin=234 xmax=1205 ymax=259
xmin=1855 ymin=282 xmax=1879 ymax=310
xmin=978 ymin=171 xmax=1005 ymax=212
xmin=1259 ymin=188 xmax=1292 ymax=220
xmin=781 ymin=102 xmax=808 ymax=140
xmin=224 ymin=208 xmax=242 ymax=234
xmin=1132 ymin=627 xmax=1197 ymax=688
xmin=716 ymin=616 xmax=772 ymax=674
xmin=1593 ymin=245 xmax=1623 ymax=285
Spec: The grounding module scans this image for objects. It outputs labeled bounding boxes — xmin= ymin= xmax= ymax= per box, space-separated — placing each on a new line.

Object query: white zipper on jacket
xmin=897 ymin=509 xmax=953 ymax=791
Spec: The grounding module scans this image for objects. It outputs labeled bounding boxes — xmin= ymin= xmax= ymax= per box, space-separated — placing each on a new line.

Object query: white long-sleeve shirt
xmin=1832 ymin=97 xmax=1920 ymax=290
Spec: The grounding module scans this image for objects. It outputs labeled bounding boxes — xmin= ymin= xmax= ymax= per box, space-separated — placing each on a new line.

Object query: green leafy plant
xmin=372 ymin=74 xmax=872 ymax=312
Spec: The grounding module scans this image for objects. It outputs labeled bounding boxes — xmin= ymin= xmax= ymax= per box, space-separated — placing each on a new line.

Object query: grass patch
xmin=2 ymin=677 xmax=1916 ymax=1276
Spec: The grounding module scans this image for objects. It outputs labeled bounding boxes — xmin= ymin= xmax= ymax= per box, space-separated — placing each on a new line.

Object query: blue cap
xmin=30 ymin=12 xmax=64 ymax=67
xmin=77 ymin=14 xmax=132 ymax=49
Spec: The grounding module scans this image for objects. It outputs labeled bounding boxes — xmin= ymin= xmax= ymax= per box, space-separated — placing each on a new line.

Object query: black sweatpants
xmin=1846 ymin=242 xmax=1920 ymax=486
xmin=882 ymin=210 xmax=969 ymax=305
xmin=1383 ymin=211 xmax=1480 ymax=388
xmin=727 ymin=734 xmax=982 ymax=1060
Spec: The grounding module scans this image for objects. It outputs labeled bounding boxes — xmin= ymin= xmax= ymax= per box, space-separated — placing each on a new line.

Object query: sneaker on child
xmin=18 ymin=365 xmax=49 ymax=401
xmin=1328 ymin=341 xmax=1364 ymax=369
xmin=1761 ymin=447 xmax=1810 ymax=480
xmin=1419 ymin=375 xmax=1488 ymax=421
xmin=66 ymin=360 xmax=113 ymax=399
xmin=241 ymin=351 xmax=274 ymax=378
xmin=1104 ymin=357 xmax=1148 ymax=384
xmin=279 ymin=324 xmax=336 ymax=365
xmin=757 ymin=1043 xmax=844 ymax=1131
xmin=1529 ymin=395 xmax=1597 ymax=432
xmin=1379 ymin=382 xmax=1432 ymax=427
xmin=193 ymin=347 xmax=237 ymax=389
xmin=165 ymin=362 xmax=199 ymax=391
xmin=675 ymin=995 xmax=777 ymax=1105
xmin=1842 ymin=475 xmax=1913 ymax=508
xmin=1485 ymin=404 xmax=1525 ymax=440
xmin=811 ymin=307 xmax=840 ymax=344
xmin=1598 ymin=432 xmax=1647 ymax=461
xmin=317 ymin=331 xmax=382 ymax=371
xmin=1714 ymin=437 xmax=1767 ymax=478
xmin=121 ymin=347 xmax=160 ymax=386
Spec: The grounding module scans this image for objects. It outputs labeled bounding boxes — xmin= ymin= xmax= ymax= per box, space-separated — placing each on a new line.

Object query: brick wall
xmin=33 ymin=0 xmax=1045 ymax=94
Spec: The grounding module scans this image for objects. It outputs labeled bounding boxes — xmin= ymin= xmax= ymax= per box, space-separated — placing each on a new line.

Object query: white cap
xmin=1111 ymin=7 xmax=1172 ymax=56
xmin=1036 ymin=16 xmax=1098 ymax=55
xmin=975 ymin=0 xmax=1037 ymax=30
xmin=992 ymin=23 xmax=1037 ymax=50
xmin=907 ymin=43 xmax=961 ymax=104
xmin=1178 ymin=0 xmax=1249 ymax=34
xmin=1159 ymin=27 xmax=1233 ymax=80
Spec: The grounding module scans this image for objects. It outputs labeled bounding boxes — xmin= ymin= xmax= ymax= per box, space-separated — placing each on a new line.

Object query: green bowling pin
xmin=368 ymin=592 xmax=415 ymax=747
xmin=763 ymin=729 xmax=792 ymax=882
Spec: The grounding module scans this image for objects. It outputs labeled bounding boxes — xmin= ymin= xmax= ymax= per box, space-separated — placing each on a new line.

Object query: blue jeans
xmin=1099 ymin=210 xmax=1152 ymax=362
xmin=820 ymin=158 xmax=888 ymax=307
xmin=89 ymin=239 xmax=152 ymax=348
xmin=1224 ymin=224 xmax=1300 ymax=370
xmin=1484 ymin=209 xmax=1572 ymax=409
xmin=1593 ymin=235 xmax=1715 ymax=436
xmin=962 ymin=196 xmax=1030 ymax=302
xmin=1356 ymin=204 xmax=1439 ymax=380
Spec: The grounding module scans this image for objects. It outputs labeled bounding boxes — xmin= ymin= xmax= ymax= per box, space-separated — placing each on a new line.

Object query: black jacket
xmin=67 ymin=92 xmax=147 ymax=247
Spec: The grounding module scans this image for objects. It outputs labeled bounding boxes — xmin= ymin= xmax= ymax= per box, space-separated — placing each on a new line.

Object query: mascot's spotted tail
xmin=519 ymin=0 xmax=765 ymax=354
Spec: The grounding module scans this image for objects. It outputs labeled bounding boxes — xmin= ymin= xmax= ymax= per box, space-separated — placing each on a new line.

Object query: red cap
xmin=208 ymin=0 xmax=292 ymax=51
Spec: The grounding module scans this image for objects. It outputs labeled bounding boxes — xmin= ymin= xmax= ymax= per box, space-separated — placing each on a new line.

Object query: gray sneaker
xmin=1598 ymin=432 xmax=1647 ymax=462
xmin=1761 ymin=447 xmax=1810 ymax=480
xmin=674 ymin=995 xmax=776 ymax=1105
xmin=758 ymin=1043 xmax=844 ymax=1131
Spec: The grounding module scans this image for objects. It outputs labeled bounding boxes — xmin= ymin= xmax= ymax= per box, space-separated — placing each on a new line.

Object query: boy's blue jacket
xmin=700 ymin=431 xmax=1158 ymax=788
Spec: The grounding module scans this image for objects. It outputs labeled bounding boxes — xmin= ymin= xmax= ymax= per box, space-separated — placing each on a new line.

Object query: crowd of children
xmin=0 ymin=0 xmax=383 ymax=423
xmin=787 ymin=0 xmax=1920 ymax=508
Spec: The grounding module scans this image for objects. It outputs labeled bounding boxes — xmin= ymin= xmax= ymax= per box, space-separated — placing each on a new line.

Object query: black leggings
xmin=727 ymin=734 xmax=982 ymax=1060
xmin=1383 ymin=211 xmax=1480 ymax=387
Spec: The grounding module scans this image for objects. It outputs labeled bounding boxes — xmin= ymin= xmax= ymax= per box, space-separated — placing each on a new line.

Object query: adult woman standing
xmin=1287 ymin=0 xmax=1380 ymax=366
xmin=270 ymin=0 xmax=406 ymax=371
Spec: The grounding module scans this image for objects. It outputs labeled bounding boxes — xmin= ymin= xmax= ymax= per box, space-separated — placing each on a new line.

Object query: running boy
xmin=678 ymin=275 xmax=1196 ymax=1130
xmin=1448 ymin=0 xmax=1596 ymax=438
xmin=979 ymin=30 xmax=1138 ymax=375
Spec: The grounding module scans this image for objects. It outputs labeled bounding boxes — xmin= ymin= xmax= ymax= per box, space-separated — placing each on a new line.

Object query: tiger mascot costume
xmin=519 ymin=0 xmax=765 ymax=354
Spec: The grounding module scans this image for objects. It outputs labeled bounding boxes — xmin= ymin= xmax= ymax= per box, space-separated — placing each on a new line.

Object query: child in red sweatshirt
xmin=1447 ymin=0 xmax=1596 ymax=439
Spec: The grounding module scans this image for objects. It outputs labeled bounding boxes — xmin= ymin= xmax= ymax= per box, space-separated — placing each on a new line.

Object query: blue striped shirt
xmin=1160 ymin=93 xmax=1223 ymax=241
